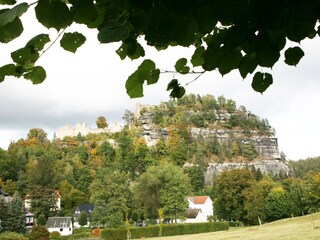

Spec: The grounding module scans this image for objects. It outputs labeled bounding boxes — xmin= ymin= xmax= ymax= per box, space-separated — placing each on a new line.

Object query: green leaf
xmin=0 ymin=16 xmax=23 ymax=43
xmin=0 ymin=63 xmax=15 ymax=82
xmin=239 ymin=55 xmax=258 ymax=79
xmin=0 ymin=0 xmax=16 ymax=5
xmin=24 ymin=66 xmax=46 ymax=84
xmin=251 ymin=72 xmax=273 ymax=94
xmin=26 ymin=34 xmax=50 ymax=51
xmin=116 ymin=39 xmax=145 ymax=60
xmin=125 ymin=59 xmax=160 ymax=98
xmin=219 ymin=50 xmax=242 ymax=75
xmin=0 ymin=2 xmax=28 ymax=26
xmin=60 ymin=32 xmax=86 ymax=53
xmin=191 ymin=46 xmax=205 ymax=67
xmin=166 ymin=79 xmax=186 ymax=98
xmin=11 ymin=47 xmax=39 ymax=65
xmin=70 ymin=0 xmax=98 ymax=26
xmin=35 ymin=0 xmax=71 ymax=30
xmin=98 ymin=21 xmax=131 ymax=43
xmin=202 ymin=47 xmax=222 ymax=71
xmin=255 ymin=43 xmax=280 ymax=68
xmin=175 ymin=58 xmax=190 ymax=74
xmin=284 ymin=47 xmax=304 ymax=66
xmin=286 ymin=19 xmax=315 ymax=42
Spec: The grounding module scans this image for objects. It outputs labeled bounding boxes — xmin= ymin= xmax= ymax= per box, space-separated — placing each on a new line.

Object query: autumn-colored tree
xmin=96 ymin=116 xmax=108 ymax=129
xmin=27 ymin=128 xmax=48 ymax=145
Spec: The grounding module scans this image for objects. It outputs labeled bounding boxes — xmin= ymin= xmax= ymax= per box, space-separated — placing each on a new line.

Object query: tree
xmin=6 ymin=192 xmax=26 ymax=234
xmin=213 ymin=168 xmax=256 ymax=222
xmin=1 ymin=1 xmax=317 ymax=97
xmin=36 ymin=214 xmax=46 ymax=226
xmin=185 ymin=166 xmax=205 ymax=194
xmin=243 ymin=184 xmax=266 ymax=225
xmin=96 ymin=116 xmax=108 ymax=129
xmin=0 ymin=192 xmax=26 ymax=234
xmin=90 ymin=170 xmax=130 ymax=227
xmin=159 ymin=172 xmax=189 ymax=223
xmin=0 ymin=197 xmax=9 ymax=233
xmin=265 ymin=186 xmax=291 ymax=221
xmin=27 ymin=128 xmax=48 ymax=145
xmin=122 ymin=110 xmax=135 ymax=126
xmin=133 ymin=163 xmax=191 ymax=220
xmin=78 ymin=211 xmax=88 ymax=227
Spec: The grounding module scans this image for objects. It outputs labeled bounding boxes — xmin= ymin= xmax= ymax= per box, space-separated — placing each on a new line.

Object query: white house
xmin=47 ymin=217 xmax=73 ymax=236
xmin=185 ymin=196 xmax=213 ymax=223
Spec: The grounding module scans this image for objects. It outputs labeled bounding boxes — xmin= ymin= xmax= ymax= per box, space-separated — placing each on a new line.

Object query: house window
xmin=60 ymin=228 xmax=63 ymax=232
xmin=69 ymin=228 xmax=71 ymax=231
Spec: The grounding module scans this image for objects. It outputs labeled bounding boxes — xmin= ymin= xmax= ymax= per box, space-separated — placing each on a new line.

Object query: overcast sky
xmin=1 ymin=9 xmax=320 ymax=161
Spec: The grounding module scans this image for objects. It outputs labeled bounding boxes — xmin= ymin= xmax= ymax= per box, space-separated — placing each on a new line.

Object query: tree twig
xmin=40 ymin=29 xmax=66 ymax=58
xmin=185 ymin=71 xmax=205 ymax=86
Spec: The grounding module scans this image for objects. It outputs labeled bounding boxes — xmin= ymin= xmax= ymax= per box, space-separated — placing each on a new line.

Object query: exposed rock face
xmin=204 ymin=160 xmax=292 ymax=185
xmin=136 ymin=102 xmax=292 ymax=180
xmin=190 ymin=127 xmax=281 ymax=160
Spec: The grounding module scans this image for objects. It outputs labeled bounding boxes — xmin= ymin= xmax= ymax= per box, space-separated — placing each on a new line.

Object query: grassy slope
xmin=139 ymin=213 xmax=320 ymax=240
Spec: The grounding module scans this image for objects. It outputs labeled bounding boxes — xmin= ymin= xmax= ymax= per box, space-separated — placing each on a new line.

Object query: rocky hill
xmin=134 ymin=94 xmax=292 ymax=182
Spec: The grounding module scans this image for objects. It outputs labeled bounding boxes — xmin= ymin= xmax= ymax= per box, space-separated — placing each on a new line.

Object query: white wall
xmin=48 ymin=226 xmax=72 ymax=236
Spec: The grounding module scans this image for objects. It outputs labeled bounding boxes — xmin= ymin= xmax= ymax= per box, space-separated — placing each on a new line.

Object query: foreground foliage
xmin=1 ymin=1 xmax=319 ymax=97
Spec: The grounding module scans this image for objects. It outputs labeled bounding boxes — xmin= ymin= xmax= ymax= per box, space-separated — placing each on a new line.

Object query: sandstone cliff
xmin=135 ymin=97 xmax=292 ymax=179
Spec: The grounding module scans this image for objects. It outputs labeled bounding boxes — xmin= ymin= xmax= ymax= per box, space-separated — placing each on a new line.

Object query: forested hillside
xmin=1 ymin=94 xmax=320 ymax=230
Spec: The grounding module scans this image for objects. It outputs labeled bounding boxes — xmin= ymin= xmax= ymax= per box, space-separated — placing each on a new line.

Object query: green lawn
xmin=138 ymin=213 xmax=320 ymax=240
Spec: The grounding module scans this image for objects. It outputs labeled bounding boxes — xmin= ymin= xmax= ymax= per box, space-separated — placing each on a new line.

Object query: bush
xmin=100 ymin=222 xmax=228 ymax=240
xmin=0 ymin=231 xmax=27 ymax=240
xmin=131 ymin=225 xmax=159 ymax=239
xmin=100 ymin=228 xmax=127 ymax=240
xmin=92 ymin=228 xmax=100 ymax=237
xmin=28 ymin=225 xmax=50 ymax=240
xmin=50 ymin=231 xmax=60 ymax=239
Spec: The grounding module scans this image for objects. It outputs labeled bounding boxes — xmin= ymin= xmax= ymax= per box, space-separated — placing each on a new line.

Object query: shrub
xmin=131 ymin=225 xmax=159 ymax=239
xmin=100 ymin=222 xmax=228 ymax=240
xmin=0 ymin=231 xmax=27 ymax=240
xmin=92 ymin=228 xmax=100 ymax=237
xmin=28 ymin=225 xmax=49 ymax=240
xmin=100 ymin=228 xmax=127 ymax=240
xmin=50 ymin=231 xmax=60 ymax=239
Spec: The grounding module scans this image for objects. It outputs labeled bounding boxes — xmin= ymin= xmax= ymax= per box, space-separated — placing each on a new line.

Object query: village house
xmin=185 ymin=196 xmax=213 ymax=223
xmin=47 ymin=217 xmax=73 ymax=236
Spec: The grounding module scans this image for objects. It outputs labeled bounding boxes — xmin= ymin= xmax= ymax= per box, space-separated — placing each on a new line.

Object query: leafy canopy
xmin=0 ymin=0 xmax=319 ymax=97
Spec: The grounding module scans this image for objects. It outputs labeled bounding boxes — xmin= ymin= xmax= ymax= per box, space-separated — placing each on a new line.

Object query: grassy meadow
xmin=138 ymin=213 xmax=320 ymax=240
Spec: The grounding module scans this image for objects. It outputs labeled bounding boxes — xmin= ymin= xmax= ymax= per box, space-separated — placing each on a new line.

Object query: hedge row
xmin=100 ymin=222 xmax=228 ymax=240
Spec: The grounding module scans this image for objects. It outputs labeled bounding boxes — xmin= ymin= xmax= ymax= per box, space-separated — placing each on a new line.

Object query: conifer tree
xmin=7 ymin=192 xmax=26 ymax=234
xmin=79 ymin=211 xmax=88 ymax=227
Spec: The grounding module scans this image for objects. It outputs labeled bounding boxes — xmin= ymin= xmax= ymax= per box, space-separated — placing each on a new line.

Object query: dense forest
xmin=1 ymin=94 xmax=320 ymax=233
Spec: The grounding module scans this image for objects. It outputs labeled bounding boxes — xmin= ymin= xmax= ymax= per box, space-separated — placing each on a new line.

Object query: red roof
xmin=187 ymin=196 xmax=208 ymax=204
